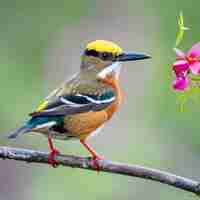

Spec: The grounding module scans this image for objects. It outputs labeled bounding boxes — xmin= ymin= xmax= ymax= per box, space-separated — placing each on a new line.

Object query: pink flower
xmin=172 ymin=42 xmax=200 ymax=91
xmin=172 ymin=77 xmax=189 ymax=91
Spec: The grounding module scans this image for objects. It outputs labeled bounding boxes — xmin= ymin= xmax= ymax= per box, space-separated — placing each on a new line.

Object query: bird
xmin=7 ymin=40 xmax=151 ymax=168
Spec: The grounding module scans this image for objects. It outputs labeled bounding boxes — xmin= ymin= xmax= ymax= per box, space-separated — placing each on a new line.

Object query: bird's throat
xmin=98 ymin=62 xmax=122 ymax=80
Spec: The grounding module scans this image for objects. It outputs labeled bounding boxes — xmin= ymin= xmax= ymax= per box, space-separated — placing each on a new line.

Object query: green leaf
xmin=175 ymin=11 xmax=189 ymax=47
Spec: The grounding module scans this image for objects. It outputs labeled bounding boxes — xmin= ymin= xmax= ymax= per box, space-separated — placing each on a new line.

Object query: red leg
xmin=48 ymin=136 xmax=60 ymax=167
xmin=80 ymin=139 xmax=103 ymax=171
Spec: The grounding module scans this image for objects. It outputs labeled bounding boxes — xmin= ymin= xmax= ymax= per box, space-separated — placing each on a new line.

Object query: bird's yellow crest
xmin=86 ymin=40 xmax=123 ymax=55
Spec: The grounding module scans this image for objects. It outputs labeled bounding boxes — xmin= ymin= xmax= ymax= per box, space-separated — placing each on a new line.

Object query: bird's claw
xmin=48 ymin=148 xmax=60 ymax=168
xmin=91 ymin=155 xmax=103 ymax=172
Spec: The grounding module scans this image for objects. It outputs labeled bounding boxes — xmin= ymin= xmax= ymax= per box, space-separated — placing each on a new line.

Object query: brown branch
xmin=0 ymin=146 xmax=200 ymax=196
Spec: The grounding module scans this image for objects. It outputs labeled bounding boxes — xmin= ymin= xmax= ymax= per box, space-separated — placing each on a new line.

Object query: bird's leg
xmin=80 ymin=139 xmax=103 ymax=171
xmin=47 ymin=135 xmax=60 ymax=167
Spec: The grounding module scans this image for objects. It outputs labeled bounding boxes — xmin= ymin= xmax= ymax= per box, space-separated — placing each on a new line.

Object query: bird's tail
xmin=7 ymin=125 xmax=31 ymax=139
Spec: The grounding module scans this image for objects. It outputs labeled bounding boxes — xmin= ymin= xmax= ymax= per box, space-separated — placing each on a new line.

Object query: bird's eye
xmin=101 ymin=52 xmax=112 ymax=60
xmin=85 ymin=50 xmax=99 ymax=57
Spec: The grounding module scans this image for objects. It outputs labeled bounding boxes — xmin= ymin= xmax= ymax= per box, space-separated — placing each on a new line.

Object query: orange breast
xmin=100 ymin=75 xmax=123 ymax=120
xmin=64 ymin=111 xmax=108 ymax=139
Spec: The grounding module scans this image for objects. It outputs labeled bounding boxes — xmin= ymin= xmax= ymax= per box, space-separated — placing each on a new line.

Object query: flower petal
xmin=189 ymin=61 xmax=200 ymax=75
xmin=187 ymin=41 xmax=200 ymax=58
xmin=173 ymin=60 xmax=188 ymax=76
xmin=172 ymin=77 xmax=188 ymax=91
xmin=174 ymin=48 xmax=185 ymax=59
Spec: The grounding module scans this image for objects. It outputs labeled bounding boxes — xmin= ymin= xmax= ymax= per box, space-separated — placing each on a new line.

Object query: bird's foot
xmin=91 ymin=155 xmax=103 ymax=172
xmin=48 ymin=148 xmax=60 ymax=168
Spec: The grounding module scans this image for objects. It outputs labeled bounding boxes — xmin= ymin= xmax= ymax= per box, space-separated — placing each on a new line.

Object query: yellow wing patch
xmin=36 ymin=100 xmax=48 ymax=112
xmin=86 ymin=40 xmax=123 ymax=55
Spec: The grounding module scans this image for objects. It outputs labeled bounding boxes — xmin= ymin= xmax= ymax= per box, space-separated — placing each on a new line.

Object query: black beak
xmin=117 ymin=52 xmax=151 ymax=62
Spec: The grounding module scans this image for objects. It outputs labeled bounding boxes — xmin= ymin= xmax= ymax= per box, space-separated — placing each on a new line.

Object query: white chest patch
xmin=98 ymin=62 xmax=122 ymax=79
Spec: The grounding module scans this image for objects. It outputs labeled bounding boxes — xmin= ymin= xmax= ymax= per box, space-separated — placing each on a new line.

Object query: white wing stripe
xmin=60 ymin=97 xmax=80 ymax=107
xmin=59 ymin=94 xmax=115 ymax=108
xmin=76 ymin=94 xmax=115 ymax=104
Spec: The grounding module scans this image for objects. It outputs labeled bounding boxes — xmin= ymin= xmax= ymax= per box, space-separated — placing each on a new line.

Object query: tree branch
xmin=0 ymin=146 xmax=200 ymax=196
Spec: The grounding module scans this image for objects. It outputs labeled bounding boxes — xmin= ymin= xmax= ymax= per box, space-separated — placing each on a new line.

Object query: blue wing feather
xmin=30 ymin=91 xmax=115 ymax=117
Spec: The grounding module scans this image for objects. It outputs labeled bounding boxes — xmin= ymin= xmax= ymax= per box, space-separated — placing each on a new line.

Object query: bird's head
xmin=81 ymin=40 xmax=151 ymax=80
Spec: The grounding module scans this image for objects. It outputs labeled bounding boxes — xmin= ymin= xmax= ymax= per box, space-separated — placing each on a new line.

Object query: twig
xmin=0 ymin=146 xmax=200 ymax=196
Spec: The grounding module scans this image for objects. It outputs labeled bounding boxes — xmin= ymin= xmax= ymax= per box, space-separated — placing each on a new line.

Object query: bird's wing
xmin=30 ymin=90 xmax=115 ymax=117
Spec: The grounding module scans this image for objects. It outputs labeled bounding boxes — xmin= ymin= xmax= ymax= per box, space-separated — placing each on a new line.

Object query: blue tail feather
xmin=7 ymin=116 xmax=63 ymax=139
xmin=7 ymin=125 xmax=31 ymax=139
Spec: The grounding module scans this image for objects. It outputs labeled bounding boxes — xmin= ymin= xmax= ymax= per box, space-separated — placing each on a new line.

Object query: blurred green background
xmin=0 ymin=0 xmax=200 ymax=199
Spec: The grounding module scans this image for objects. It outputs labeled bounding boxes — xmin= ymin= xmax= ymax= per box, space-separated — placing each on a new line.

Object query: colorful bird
xmin=7 ymin=40 xmax=151 ymax=168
